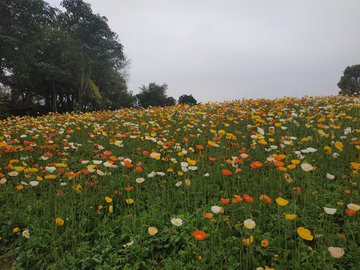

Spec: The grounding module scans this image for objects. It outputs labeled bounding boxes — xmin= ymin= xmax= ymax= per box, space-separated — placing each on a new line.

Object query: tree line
xmin=0 ymin=0 xmax=138 ymax=117
xmin=0 ymin=0 xmax=135 ymax=116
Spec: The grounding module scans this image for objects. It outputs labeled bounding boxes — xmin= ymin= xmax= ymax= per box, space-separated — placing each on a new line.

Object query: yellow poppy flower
xmin=126 ymin=199 xmax=134 ymax=204
xmin=297 ymin=227 xmax=313 ymax=241
xmin=285 ymin=214 xmax=296 ymax=220
xmin=56 ymin=218 xmax=64 ymax=226
xmin=276 ymin=197 xmax=289 ymax=206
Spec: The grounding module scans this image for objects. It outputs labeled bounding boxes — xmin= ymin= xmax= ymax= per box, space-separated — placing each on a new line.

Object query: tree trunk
xmin=51 ymin=80 xmax=57 ymax=113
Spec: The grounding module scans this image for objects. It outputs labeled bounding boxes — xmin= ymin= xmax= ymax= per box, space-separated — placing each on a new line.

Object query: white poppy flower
xmin=324 ymin=207 xmax=337 ymax=215
xmin=211 ymin=206 xmax=221 ymax=214
xmin=244 ymin=219 xmax=256 ymax=229
xmin=171 ymin=218 xmax=183 ymax=226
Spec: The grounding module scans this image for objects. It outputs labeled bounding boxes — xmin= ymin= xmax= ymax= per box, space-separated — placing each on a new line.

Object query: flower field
xmin=1 ymin=95 xmax=360 ymax=269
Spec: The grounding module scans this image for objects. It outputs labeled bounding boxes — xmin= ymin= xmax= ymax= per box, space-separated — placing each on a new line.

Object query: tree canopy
xmin=338 ymin=64 xmax=360 ymax=96
xmin=136 ymin=83 xmax=175 ymax=108
xmin=0 ymin=0 xmax=132 ymax=117
xmin=178 ymin=94 xmax=197 ymax=105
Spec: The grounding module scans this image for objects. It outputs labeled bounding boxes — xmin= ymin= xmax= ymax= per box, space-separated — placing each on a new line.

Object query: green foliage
xmin=136 ymin=83 xmax=175 ymax=108
xmin=338 ymin=64 xmax=360 ymax=96
xmin=178 ymin=94 xmax=197 ymax=105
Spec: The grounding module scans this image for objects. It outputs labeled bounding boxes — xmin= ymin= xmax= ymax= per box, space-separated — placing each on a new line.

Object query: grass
xmin=0 ymin=95 xmax=360 ymax=269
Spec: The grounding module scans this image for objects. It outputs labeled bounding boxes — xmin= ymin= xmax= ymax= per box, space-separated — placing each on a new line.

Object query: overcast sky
xmin=46 ymin=0 xmax=360 ymax=103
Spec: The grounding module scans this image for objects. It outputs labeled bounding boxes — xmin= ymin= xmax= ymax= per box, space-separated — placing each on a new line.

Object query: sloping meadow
xmin=0 ymin=95 xmax=360 ymax=269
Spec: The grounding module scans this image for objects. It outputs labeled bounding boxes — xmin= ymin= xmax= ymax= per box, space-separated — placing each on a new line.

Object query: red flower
xmin=124 ymin=186 xmax=133 ymax=191
xmin=222 ymin=169 xmax=232 ymax=176
xmin=243 ymin=194 xmax=254 ymax=202
xmin=345 ymin=190 xmax=351 ymax=195
xmin=193 ymin=230 xmax=206 ymax=240
xmin=295 ymin=187 xmax=301 ymax=194
xmin=338 ymin=234 xmax=345 ymax=239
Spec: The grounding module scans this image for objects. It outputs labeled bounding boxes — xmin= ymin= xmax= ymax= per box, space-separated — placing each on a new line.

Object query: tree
xmin=338 ymin=64 xmax=360 ymax=96
xmin=59 ymin=0 xmax=125 ymax=111
xmin=136 ymin=83 xmax=174 ymax=108
xmin=0 ymin=0 xmax=56 ymax=113
xmin=0 ymin=0 xmax=132 ymax=116
xmin=165 ymin=96 xmax=176 ymax=106
xmin=178 ymin=94 xmax=197 ymax=105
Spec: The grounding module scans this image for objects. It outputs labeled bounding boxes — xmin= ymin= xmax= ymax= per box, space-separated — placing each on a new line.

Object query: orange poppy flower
xmin=274 ymin=161 xmax=285 ymax=167
xmin=259 ymin=195 xmax=272 ymax=203
xmin=261 ymin=239 xmax=269 ymax=247
xmin=345 ymin=209 xmax=356 ymax=216
xmin=142 ymin=151 xmax=149 ymax=156
xmin=338 ymin=234 xmax=345 ymax=239
xmin=238 ymin=148 xmax=246 ymax=153
xmin=209 ymin=157 xmax=216 ymax=161
xmin=219 ymin=206 xmax=225 ymax=213
xmin=196 ymin=145 xmax=204 ymax=150
xmin=345 ymin=190 xmax=351 ymax=194
xmin=243 ymin=194 xmax=254 ymax=202
xmin=203 ymin=213 xmax=213 ymax=219
xmin=124 ymin=160 xmax=133 ymax=167
xmin=232 ymin=197 xmax=243 ymax=204
xmin=221 ymin=198 xmax=230 ymax=204
xmin=134 ymin=166 xmax=143 ymax=172
xmin=250 ymin=161 xmax=263 ymax=169
xmin=227 ymin=222 xmax=232 ymax=229
xmin=193 ymin=230 xmax=206 ymax=240
xmin=124 ymin=186 xmax=133 ymax=191
xmin=213 ymin=137 xmax=220 ymax=141
xmin=234 ymin=168 xmax=242 ymax=173
xmin=295 ymin=187 xmax=301 ymax=194
xmin=222 ymin=169 xmax=232 ymax=176
xmin=274 ymin=156 xmax=283 ymax=161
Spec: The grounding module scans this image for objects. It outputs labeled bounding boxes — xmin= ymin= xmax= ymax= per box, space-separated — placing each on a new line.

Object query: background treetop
xmin=338 ymin=64 xmax=360 ymax=96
